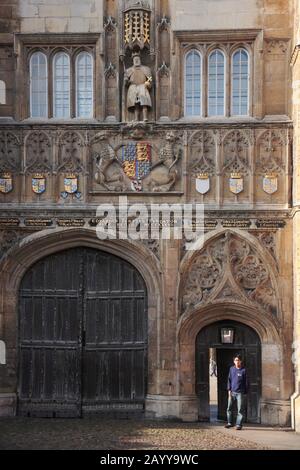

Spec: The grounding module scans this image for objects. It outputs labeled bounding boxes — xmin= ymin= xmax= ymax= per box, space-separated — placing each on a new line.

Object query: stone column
xmin=292 ymin=7 xmax=300 ymax=429
xmin=146 ymin=238 xmax=197 ymax=419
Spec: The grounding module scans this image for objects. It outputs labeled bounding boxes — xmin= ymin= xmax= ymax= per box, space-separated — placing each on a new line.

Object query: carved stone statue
xmin=92 ymin=134 xmax=130 ymax=192
xmin=143 ymin=132 xmax=182 ymax=192
xmin=124 ymin=51 xmax=152 ymax=122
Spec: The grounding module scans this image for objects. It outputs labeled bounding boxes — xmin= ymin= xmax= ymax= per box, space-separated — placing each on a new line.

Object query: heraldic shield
xmin=121 ymin=142 xmax=151 ymax=191
xmin=64 ymin=174 xmax=78 ymax=194
xmin=32 ymin=174 xmax=46 ymax=194
xmin=229 ymin=173 xmax=244 ymax=194
xmin=196 ymin=174 xmax=210 ymax=194
xmin=263 ymin=174 xmax=278 ymax=195
xmin=0 ymin=173 xmax=13 ymax=193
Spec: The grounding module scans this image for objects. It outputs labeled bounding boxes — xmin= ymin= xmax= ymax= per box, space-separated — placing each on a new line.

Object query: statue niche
xmin=121 ymin=2 xmax=154 ymax=122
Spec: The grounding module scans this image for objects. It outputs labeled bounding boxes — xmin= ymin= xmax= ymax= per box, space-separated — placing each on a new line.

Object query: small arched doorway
xmin=18 ymin=247 xmax=148 ymax=417
xmin=196 ymin=320 xmax=261 ymax=423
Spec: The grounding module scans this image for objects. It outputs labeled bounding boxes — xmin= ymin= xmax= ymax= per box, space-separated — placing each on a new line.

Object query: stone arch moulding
xmin=176 ymin=303 xmax=287 ymax=425
xmin=0 ymin=227 xmax=163 ymax=415
xmin=178 ymin=228 xmax=281 ymax=324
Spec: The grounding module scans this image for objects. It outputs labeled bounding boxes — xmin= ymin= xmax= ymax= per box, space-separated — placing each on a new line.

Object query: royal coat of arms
xmin=0 ymin=173 xmax=13 ymax=194
xmin=263 ymin=174 xmax=278 ymax=195
xmin=229 ymin=173 xmax=244 ymax=194
xmin=64 ymin=174 xmax=78 ymax=194
xmin=195 ymin=173 xmax=210 ymax=194
xmin=121 ymin=142 xmax=151 ymax=191
xmin=32 ymin=174 xmax=46 ymax=194
xmin=61 ymin=174 xmax=81 ymax=199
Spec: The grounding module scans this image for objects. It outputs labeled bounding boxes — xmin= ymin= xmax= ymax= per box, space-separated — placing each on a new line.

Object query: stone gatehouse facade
xmin=0 ymin=0 xmax=300 ymax=430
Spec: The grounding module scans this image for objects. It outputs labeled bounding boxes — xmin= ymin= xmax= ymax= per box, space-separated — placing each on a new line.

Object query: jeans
xmin=226 ymin=392 xmax=247 ymax=426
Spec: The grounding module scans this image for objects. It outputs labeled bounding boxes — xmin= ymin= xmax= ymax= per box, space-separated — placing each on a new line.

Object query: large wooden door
xmin=82 ymin=249 xmax=147 ymax=414
xmin=195 ymin=320 xmax=261 ymax=423
xmin=18 ymin=248 xmax=147 ymax=417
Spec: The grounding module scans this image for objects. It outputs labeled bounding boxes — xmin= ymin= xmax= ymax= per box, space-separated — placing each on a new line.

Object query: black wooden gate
xmin=196 ymin=320 xmax=261 ymax=423
xmin=18 ymin=248 xmax=148 ymax=418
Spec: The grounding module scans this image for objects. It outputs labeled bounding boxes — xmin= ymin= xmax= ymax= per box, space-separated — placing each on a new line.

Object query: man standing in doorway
xmin=225 ymin=354 xmax=248 ymax=430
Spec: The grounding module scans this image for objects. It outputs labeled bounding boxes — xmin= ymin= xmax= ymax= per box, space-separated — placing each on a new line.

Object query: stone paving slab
xmin=209 ymin=423 xmax=300 ymax=450
xmin=0 ymin=417 xmax=268 ymax=450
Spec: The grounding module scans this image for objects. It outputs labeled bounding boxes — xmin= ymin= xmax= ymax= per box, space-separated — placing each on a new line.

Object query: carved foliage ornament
xmin=182 ymin=233 xmax=277 ymax=316
xmin=58 ymin=131 xmax=84 ymax=173
xmin=223 ymin=131 xmax=250 ymax=175
xmin=189 ymin=130 xmax=216 ymax=175
xmin=0 ymin=230 xmax=28 ymax=261
xmin=251 ymin=231 xmax=277 ymax=263
xmin=266 ymin=40 xmax=288 ymax=54
xmin=25 ymin=131 xmax=52 ymax=174
xmin=256 ymin=130 xmax=286 ymax=175
xmin=0 ymin=132 xmax=21 ymax=173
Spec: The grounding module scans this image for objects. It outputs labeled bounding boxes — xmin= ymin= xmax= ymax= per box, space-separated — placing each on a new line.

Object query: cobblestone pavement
xmin=0 ymin=418 xmax=267 ymax=450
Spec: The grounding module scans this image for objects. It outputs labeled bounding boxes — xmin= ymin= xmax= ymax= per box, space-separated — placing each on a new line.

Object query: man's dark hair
xmin=234 ymin=354 xmax=243 ymax=361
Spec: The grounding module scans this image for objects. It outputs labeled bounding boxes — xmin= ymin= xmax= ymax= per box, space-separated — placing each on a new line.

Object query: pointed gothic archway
xmin=0 ymin=227 xmax=162 ymax=418
xmin=176 ymin=229 xmax=290 ymax=426
xmin=18 ymin=246 xmax=148 ymax=417
xmin=195 ymin=319 xmax=261 ymax=423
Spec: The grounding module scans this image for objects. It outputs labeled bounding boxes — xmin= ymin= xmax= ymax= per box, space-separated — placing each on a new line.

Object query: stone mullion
xmin=202 ymin=49 xmax=208 ymax=118
xmin=48 ymin=50 xmax=53 ymax=119
xmin=226 ymin=50 xmax=231 ymax=117
xmin=70 ymin=51 xmax=75 ymax=118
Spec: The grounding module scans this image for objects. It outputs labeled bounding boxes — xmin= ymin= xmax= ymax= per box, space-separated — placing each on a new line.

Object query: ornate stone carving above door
xmin=91 ymin=130 xmax=182 ymax=192
xmin=181 ymin=232 xmax=278 ymax=316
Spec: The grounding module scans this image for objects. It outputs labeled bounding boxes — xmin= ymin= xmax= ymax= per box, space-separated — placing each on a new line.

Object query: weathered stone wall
xmin=0 ymin=0 xmax=296 ymax=426
xmin=291 ymin=0 xmax=300 ymax=433
xmin=0 ymin=1 xmax=19 ymax=117
xmin=17 ymin=0 xmax=103 ymax=33
xmin=0 ymin=1 xmax=20 ymax=34
xmin=170 ymin=0 xmax=260 ymax=31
